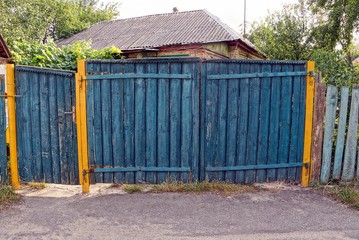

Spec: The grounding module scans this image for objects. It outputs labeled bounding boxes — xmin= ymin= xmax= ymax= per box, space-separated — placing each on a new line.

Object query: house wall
xmin=228 ymin=45 xmax=262 ymax=60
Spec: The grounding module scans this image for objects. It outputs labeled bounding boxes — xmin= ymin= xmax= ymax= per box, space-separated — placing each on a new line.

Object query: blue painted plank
xmin=70 ymin=75 xmax=78 ymax=184
xmin=145 ymin=63 xmax=158 ymax=183
xmin=320 ymin=85 xmax=338 ymax=183
xmin=288 ymin=65 xmax=302 ymax=181
xmin=296 ymin=64 xmax=306 ymax=181
xmin=246 ymin=64 xmax=260 ymax=183
xmin=257 ymin=63 xmax=271 ymax=182
xmin=124 ymin=63 xmax=135 ymax=183
xmin=93 ymin=63 xmax=104 ymax=183
xmin=236 ymin=63 xmax=250 ymax=183
xmin=267 ymin=64 xmax=281 ymax=181
xmin=277 ymin=64 xmax=292 ymax=181
xmin=225 ymin=63 xmax=239 ymax=182
xmin=169 ymin=63 xmax=182 ymax=181
xmin=199 ymin=63 xmax=208 ymax=181
xmin=190 ymin=61 xmax=200 ymax=182
xmin=15 ymin=70 xmax=25 ymax=181
xmin=39 ymin=73 xmax=52 ymax=182
xmin=27 ymin=71 xmax=39 ymax=182
xmin=204 ymin=62 xmax=219 ymax=181
xmin=0 ymin=77 xmax=6 ymax=184
xmin=134 ymin=63 xmax=146 ymax=183
xmin=333 ymin=87 xmax=349 ymax=179
xmin=110 ymin=62 xmax=125 ymax=183
xmin=342 ymin=88 xmax=359 ymax=181
xmin=217 ymin=63 xmax=228 ymax=181
xmin=158 ymin=63 xmax=170 ymax=183
xmin=101 ymin=62 xmax=113 ymax=183
xmin=49 ymin=74 xmax=60 ymax=183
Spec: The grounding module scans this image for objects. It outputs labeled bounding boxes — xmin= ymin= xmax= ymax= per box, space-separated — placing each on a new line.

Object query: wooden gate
xmin=15 ymin=66 xmax=78 ymax=184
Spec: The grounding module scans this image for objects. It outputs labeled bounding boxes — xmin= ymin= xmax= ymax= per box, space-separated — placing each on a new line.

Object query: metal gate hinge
xmin=64 ymin=106 xmax=76 ymax=123
xmin=0 ymin=93 xmax=22 ymax=98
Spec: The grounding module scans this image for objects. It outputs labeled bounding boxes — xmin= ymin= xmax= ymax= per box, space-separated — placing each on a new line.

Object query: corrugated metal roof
xmin=57 ymin=9 xmax=248 ymax=51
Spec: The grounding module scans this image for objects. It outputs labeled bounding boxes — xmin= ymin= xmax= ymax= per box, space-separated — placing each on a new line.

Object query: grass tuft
xmin=0 ymin=186 xmax=21 ymax=209
xmin=320 ymin=183 xmax=359 ymax=210
xmin=120 ymin=181 xmax=258 ymax=195
xmin=26 ymin=182 xmax=47 ymax=190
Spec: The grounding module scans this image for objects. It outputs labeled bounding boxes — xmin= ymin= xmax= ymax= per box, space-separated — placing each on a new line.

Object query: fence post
xmin=6 ymin=64 xmax=20 ymax=190
xmin=301 ymin=61 xmax=315 ymax=187
xmin=76 ymin=60 xmax=90 ymax=193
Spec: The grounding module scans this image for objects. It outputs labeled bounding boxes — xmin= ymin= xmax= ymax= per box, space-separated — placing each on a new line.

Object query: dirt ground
xmin=0 ymin=183 xmax=359 ymax=240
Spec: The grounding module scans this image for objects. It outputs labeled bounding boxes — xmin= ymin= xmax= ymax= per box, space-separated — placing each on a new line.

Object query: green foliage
xmin=0 ymin=0 xmax=119 ymax=43
xmin=11 ymin=40 xmax=122 ymax=70
xmin=248 ymin=1 xmax=314 ymax=60
xmin=310 ymin=49 xmax=359 ymax=87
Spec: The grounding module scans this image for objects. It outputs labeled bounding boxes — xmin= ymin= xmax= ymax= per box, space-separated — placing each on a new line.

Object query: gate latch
xmin=64 ymin=106 xmax=76 ymax=123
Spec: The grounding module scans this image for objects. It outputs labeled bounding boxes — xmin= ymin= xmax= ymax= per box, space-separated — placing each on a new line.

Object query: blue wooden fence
xmin=0 ymin=74 xmax=7 ymax=184
xmin=85 ymin=58 xmax=200 ymax=183
xmin=84 ymin=59 xmax=308 ymax=184
xmin=15 ymin=66 xmax=78 ymax=184
xmin=201 ymin=60 xmax=307 ymax=183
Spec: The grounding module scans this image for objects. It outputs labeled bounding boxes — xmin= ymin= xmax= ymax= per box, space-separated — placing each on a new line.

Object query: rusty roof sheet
xmin=57 ymin=9 xmax=249 ymax=51
xmin=0 ymin=35 xmax=11 ymax=59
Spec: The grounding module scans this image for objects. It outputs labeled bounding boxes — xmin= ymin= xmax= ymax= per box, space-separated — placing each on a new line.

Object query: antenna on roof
xmin=173 ymin=7 xmax=178 ymax=13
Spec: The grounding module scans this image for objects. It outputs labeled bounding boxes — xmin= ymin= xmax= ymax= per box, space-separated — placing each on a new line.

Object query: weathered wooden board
xmin=310 ymin=83 xmax=326 ymax=183
xmin=0 ymin=75 xmax=6 ymax=184
xmin=320 ymin=85 xmax=338 ymax=184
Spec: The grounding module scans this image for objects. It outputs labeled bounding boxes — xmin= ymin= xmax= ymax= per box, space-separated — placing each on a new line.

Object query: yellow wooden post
xmin=76 ymin=60 xmax=90 ymax=193
xmin=6 ymin=64 xmax=20 ymax=190
xmin=302 ymin=61 xmax=315 ymax=187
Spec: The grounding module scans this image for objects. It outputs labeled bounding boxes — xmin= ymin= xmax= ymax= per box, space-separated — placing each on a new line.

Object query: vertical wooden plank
xmin=342 ymin=87 xmax=359 ymax=181
xmin=145 ymin=63 xmax=158 ymax=183
xmin=28 ymin=71 xmax=40 ymax=182
xmin=267 ymin=64 xmax=281 ymax=181
xmin=310 ymin=83 xmax=326 ymax=183
xmin=332 ymin=87 xmax=349 ymax=179
xmin=124 ymin=63 xmax=135 ymax=183
xmin=277 ymin=64 xmax=292 ymax=181
xmin=181 ymin=62 xmax=194 ymax=183
xmin=6 ymin=64 xmax=20 ymax=189
xmin=257 ymin=63 xmax=271 ymax=182
xmin=158 ymin=63 xmax=170 ymax=183
xmin=236 ymin=63 xmax=249 ymax=183
xmin=169 ymin=62 xmax=181 ymax=181
xmin=301 ymin=61 xmax=315 ymax=187
xmin=217 ymin=62 xmax=228 ymax=181
xmin=135 ymin=63 xmax=146 ymax=183
xmin=246 ymin=64 xmax=260 ymax=183
xmin=204 ymin=62 xmax=219 ymax=181
xmin=39 ymin=72 xmax=52 ymax=182
xmin=320 ymin=85 xmax=338 ymax=184
xmin=101 ymin=62 xmax=113 ymax=183
xmin=49 ymin=74 xmax=60 ymax=183
xmin=225 ymin=63 xmax=239 ymax=182
xmin=76 ymin=60 xmax=90 ymax=193
xmin=199 ymin=62 xmax=208 ymax=181
xmin=111 ymin=62 xmax=125 ymax=183
xmin=0 ymin=75 xmax=6 ymax=184
xmin=189 ymin=61 xmax=200 ymax=182
xmin=15 ymin=70 xmax=25 ymax=181
xmin=93 ymin=63 xmax=104 ymax=183
xmin=70 ymin=75 xmax=79 ymax=184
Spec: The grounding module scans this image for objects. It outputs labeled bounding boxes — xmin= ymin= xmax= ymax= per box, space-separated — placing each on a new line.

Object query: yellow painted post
xmin=76 ymin=60 xmax=90 ymax=193
xmin=6 ymin=64 xmax=20 ymax=190
xmin=302 ymin=61 xmax=315 ymax=187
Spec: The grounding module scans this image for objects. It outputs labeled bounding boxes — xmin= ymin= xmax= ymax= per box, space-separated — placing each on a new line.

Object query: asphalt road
xmin=0 ymin=184 xmax=358 ymax=240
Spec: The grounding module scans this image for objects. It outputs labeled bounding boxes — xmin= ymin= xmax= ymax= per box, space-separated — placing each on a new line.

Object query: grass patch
xmin=0 ymin=186 xmax=21 ymax=209
xmin=121 ymin=182 xmax=258 ymax=195
xmin=25 ymin=182 xmax=47 ymax=190
xmin=320 ymin=183 xmax=359 ymax=210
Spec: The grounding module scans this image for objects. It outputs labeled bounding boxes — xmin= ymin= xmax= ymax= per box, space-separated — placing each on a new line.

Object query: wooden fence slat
xmin=310 ymin=83 xmax=326 ymax=183
xmin=333 ymin=87 xmax=349 ymax=179
xmin=342 ymin=87 xmax=359 ymax=181
xmin=320 ymin=85 xmax=338 ymax=184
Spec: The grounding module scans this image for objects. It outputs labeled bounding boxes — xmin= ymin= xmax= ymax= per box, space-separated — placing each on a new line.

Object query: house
xmin=0 ymin=35 xmax=11 ymax=64
xmin=57 ymin=9 xmax=265 ymax=60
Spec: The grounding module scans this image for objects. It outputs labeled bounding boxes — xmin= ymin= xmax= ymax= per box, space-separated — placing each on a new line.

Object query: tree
xmin=0 ymin=0 xmax=119 ymax=44
xmin=248 ymin=1 xmax=314 ymax=60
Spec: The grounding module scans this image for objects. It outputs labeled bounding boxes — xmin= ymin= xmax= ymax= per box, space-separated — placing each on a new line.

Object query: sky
xmin=100 ymin=0 xmax=298 ymax=34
